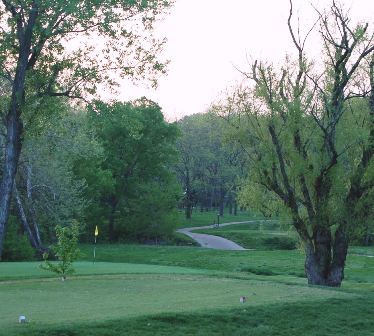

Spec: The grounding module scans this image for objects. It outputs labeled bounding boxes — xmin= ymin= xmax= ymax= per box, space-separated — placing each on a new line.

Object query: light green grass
xmin=2 ymin=243 xmax=374 ymax=335
xmin=0 ymin=271 xmax=355 ymax=335
xmin=0 ymin=261 xmax=209 ymax=281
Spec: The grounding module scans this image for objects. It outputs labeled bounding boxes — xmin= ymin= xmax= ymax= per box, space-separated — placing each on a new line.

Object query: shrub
xmin=40 ymin=221 xmax=80 ymax=280
xmin=263 ymin=236 xmax=297 ymax=250
xmin=2 ymin=216 xmax=35 ymax=261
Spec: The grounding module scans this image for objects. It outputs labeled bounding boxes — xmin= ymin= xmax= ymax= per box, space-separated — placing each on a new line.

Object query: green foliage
xmin=175 ymin=112 xmax=246 ymax=217
xmin=18 ymin=106 xmax=93 ymax=244
xmin=76 ymin=99 xmax=180 ymax=242
xmin=0 ymin=0 xmax=174 ymax=99
xmin=2 ymin=216 xmax=35 ymax=261
xmin=40 ymin=221 xmax=80 ymax=280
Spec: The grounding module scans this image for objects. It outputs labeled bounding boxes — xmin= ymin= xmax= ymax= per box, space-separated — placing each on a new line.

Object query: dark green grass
xmin=78 ymin=244 xmax=306 ymax=277
xmin=78 ymin=244 xmax=374 ymax=283
xmin=1 ymin=272 xmax=355 ymax=335
xmin=194 ymin=228 xmax=298 ymax=250
xmin=11 ymin=296 xmax=374 ymax=336
xmin=3 ymin=242 xmax=374 ymax=335
xmin=176 ymin=209 xmax=264 ymax=228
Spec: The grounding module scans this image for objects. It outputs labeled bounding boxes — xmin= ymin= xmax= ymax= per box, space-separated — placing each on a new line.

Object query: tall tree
xmin=217 ymin=1 xmax=374 ymax=286
xmin=76 ymin=98 xmax=180 ymax=242
xmin=176 ymin=113 xmax=245 ymax=218
xmin=0 ymin=0 xmax=173 ymax=257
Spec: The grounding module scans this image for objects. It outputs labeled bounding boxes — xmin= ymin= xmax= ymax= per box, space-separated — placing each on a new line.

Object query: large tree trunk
xmin=14 ymin=185 xmax=38 ymax=249
xmin=184 ymin=170 xmax=192 ymax=219
xmin=0 ymin=113 xmax=23 ymax=258
xmin=25 ymin=165 xmax=43 ymax=248
xmin=304 ymin=227 xmax=348 ymax=287
xmin=14 ymin=184 xmax=48 ymax=257
xmin=0 ymin=5 xmax=38 ymax=258
xmin=219 ymin=184 xmax=225 ymax=216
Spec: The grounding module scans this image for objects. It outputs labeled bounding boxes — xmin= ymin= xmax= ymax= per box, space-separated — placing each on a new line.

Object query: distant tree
xmin=12 ymin=105 xmax=96 ymax=253
xmin=76 ymin=98 xmax=180 ymax=242
xmin=0 ymin=0 xmax=174 ymax=257
xmin=176 ymin=113 xmax=245 ymax=218
xmin=217 ymin=1 xmax=374 ymax=286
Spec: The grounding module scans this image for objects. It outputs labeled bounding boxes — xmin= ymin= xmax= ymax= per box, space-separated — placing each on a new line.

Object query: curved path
xmin=177 ymin=220 xmax=273 ymax=251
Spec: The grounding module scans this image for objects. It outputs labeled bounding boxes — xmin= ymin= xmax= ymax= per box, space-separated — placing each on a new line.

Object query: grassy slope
xmin=2 ymin=247 xmax=374 ymax=336
xmin=2 ymin=212 xmax=374 ymax=336
xmin=193 ymin=225 xmax=297 ymax=250
xmin=13 ymin=297 xmax=374 ymax=336
xmin=176 ymin=209 xmax=263 ymax=228
xmin=1 ymin=271 xmax=355 ymax=335
xmin=78 ymin=242 xmax=374 ymax=282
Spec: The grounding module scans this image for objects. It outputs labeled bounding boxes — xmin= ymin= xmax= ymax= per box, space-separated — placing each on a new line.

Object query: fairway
xmin=0 ymin=263 xmax=355 ymax=336
xmin=0 ymin=261 xmax=209 ymax=281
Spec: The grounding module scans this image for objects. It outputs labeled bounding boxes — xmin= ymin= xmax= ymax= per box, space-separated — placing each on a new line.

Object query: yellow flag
xmin=95 ymin=225 xmax=99 ymax=237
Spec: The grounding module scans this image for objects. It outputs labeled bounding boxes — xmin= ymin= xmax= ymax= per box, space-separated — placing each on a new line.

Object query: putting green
xmin=0 ymin=261 xmax=209 ymax=281
xmin=0 ymin=269 xmax=355 ymax=334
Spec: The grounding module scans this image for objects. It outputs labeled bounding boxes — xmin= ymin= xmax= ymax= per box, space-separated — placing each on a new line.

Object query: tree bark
xmin=14 ymin=183 xmax=46 ymax=254
xmin=14 ymin=185 xmax=38 ymax=249
xmin=304 ymin=227 xmax=348 ymax=287
xmin=25 ymin=165 xmax=43 ymax=248
xmin=184 ymin=170 xmax=193 ymax=219
xmin=0 ymin=112 xmax=23 ymax=258
xmin=219 ymin=184 xmax=225 ymax=216
xmin=0 ymin=3 xmax=38 ymax=258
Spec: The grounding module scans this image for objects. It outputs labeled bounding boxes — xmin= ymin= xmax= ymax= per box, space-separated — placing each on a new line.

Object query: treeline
xmin=1 ymin=98 xmax=182 ymax=259
xmin=0 ymin=0 xmax=181 ymax=260
xmin=175 ymin=112 xmax=246 ymax=218
xmin=2 ymin=103 xmax=250 ymax=260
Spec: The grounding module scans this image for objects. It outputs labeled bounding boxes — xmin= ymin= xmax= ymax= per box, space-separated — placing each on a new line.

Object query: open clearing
xmin=0 ymin=262 xmax=357 ymax=336
xmin=2 ymin=221 xmax=374 ymax=335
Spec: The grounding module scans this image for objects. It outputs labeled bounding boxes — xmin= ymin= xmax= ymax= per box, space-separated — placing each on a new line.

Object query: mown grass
xmin=77 ymin=244 xmax=374 ymax=283
xmin=12 ymin=296 xmax=374 ymax=336
xmin=0 ymin=261 xmax=209 ymax=281
xmin=176 ymin=209 xmax=263 ymax=228
xmin=78 ymin=244 xmax=306 ymax=277
xmin=192 ymin=221 xmax=298 ymax=250
xmin=2 ymin=229 xmax=374 ymax=335
xmin=1 ymin=271 xmax=356 ymax=335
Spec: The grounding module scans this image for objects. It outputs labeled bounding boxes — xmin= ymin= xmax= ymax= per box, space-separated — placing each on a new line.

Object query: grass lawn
xmin=193 ymin=224 xmax=298 ymax=250
xmin=176 ymin=209 xmax=264 ymax=228
xmin=0 ymin=262 xmax=360 ymax=336
xmin=1 ymin=240 xmax=374 ymax=335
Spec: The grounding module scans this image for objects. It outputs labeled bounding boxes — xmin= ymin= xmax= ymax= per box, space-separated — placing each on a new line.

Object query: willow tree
xmin=217 ymin=1 xmax=374 ymax=286
xmin=0 ymin=0 xmax=173 ymax=257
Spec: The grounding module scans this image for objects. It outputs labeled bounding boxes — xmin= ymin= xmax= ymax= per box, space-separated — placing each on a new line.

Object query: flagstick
xmin=93 ymin=236 xmax=97 ymax=264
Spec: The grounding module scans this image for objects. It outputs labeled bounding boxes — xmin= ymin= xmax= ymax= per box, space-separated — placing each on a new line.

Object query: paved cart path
xmin=177 ymin=220 xmax=275 ymax=251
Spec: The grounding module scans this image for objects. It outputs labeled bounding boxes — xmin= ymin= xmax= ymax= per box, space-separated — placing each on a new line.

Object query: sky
xmin=115 ymin=0 xmax=374 ymax=120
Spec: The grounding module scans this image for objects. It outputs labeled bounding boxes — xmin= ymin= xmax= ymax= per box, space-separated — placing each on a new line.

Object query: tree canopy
xmin=216 ymin=1 xmax=374 ymax=286
xmin=0 ymin=0 xmax=174 ymax=257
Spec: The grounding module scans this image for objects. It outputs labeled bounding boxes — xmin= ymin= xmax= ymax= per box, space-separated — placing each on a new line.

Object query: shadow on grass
xmin=15 ymin=296 xmax=374 ymax=336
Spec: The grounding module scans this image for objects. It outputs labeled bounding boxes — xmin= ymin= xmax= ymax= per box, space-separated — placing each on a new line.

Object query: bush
xmin=2 ymin=217 xmax=35 ymax=261
xmin=40 ymin=221 xmax=80 ymax=280
xmin=263 ymin=236 xmax=297 ymax=250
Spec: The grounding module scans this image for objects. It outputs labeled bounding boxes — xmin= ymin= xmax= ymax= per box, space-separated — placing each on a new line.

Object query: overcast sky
xmin=115 ymin=0 xmax=374 ymax=120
